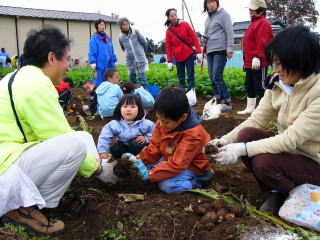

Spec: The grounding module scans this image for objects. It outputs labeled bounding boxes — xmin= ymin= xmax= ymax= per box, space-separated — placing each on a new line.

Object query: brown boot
xmin=259 ymin=192 xmax=286 ymax=216
xmin=1 ymin=206 xmax=65 ymax=236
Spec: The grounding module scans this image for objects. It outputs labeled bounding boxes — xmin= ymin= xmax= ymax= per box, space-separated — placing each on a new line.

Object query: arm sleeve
xmin=186 ymin=23 xmax=201 ymax=53
xmin=165 ymin=30 xmax=173 ymax=62
xmin=254 ymin=21 xmax=272 ymax=60
xmin=119 ymin=37 xmax=125 ymax=52
xmin=247 ymin=96 xmax=320 ymax=157
xmin=97 ymin=121 xmax=117 ymax=153
xmin=135 ymin=29 xmax=149 ymax=52
xmin=221 ymin=13 xmax=235 ymax=53
xmin=21 ymin=84 xmax=98 ymax=178
xmin=88 ymin=37 xmax=97 ymax=64
xmin=138 ymin=122 xmax=163 ymax=164
xmin=224 ymin=90 xmax=277 ymax=143
xmin=144 ymin=121 xmax=156 ymax=143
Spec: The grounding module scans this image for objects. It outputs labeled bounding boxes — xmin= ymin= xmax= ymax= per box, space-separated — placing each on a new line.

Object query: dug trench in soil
xmin=1 ymin=87 xmax=272 ymax=240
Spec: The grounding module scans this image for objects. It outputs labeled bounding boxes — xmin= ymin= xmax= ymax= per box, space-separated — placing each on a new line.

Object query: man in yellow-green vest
xmin=0 ymin=27 xmax=118 ymax=237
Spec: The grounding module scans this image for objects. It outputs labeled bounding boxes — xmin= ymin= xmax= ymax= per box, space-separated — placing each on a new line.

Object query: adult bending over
xmin=204 ymin=26 xmax=320 ymax=215
xmin=0 ymin=27 xmax=118 ymax=236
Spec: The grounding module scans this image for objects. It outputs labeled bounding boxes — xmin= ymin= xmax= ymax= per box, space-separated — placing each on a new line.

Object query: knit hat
xmin=248 ymin=0 xmax=267 ymax=10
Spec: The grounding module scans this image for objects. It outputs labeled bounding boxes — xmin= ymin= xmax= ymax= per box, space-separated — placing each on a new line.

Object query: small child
xmin=55 ymin=77 xmax=74 ymax=111
xmin=120 ymin=82 xmax=155 ymax=109
xmin=98 ymin=94 xmax=155 ymax=159
xmin=122 ymin=87 xmax=213 ymax=194
xmin=82 ymin=79 xmax=98 ymax=115
xmin=96 ymin=68 xmax=123 ymax=117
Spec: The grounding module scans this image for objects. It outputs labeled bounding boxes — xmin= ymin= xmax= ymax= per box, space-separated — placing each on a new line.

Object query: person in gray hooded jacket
xmin=118 ymin=17 xmax=149 ymax=88
xmin=202 ymin=0 xmax=234 ymax=112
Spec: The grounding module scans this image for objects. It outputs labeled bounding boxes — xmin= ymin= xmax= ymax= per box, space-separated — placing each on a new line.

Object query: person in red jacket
xmin=55 ymin=77 xmax=74 ymax=111
xmin=237 ymin=0 xmax=273 ymax=115
xmin=122 ymin=87 xmax=213 ymax=194
xmin=165 ymin=8 xmax=202 ymax=92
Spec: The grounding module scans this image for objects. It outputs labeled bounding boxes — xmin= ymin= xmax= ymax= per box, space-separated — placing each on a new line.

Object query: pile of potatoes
xmin=196 ymin=199 xmax=245 ymax=224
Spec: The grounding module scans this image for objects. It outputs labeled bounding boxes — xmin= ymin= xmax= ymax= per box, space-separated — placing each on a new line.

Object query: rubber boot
xmin=237 ymin=97 xmax=256 ymax=115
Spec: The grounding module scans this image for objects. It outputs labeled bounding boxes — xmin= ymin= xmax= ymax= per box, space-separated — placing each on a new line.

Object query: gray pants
xmin=14 ymin=131 xmax=94 ymax=208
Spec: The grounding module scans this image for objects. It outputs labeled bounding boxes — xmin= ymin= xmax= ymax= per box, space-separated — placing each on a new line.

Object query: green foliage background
xmin=0 ymin=64 xmax=246 ymax=97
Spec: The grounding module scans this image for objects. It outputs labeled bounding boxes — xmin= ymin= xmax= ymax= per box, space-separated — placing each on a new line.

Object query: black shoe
xmin=259 ymin=191 xmax=286 ymax=216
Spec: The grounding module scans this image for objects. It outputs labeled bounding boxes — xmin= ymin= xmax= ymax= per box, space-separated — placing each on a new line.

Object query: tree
xmin=266 ymin=0 xmax=318 ymax=27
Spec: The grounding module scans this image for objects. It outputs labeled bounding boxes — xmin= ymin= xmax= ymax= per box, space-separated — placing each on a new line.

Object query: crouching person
xmin=0 ymin=27 xmax=118 ymax=236
xmin=122 ymin=87 xmax=213 ymax=194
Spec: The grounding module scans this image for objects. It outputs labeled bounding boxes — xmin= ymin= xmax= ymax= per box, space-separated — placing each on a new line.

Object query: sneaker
xmin=96 ymin=159 xmax=119 ymax=184
xmin=1 ymin=206 xmax=65 ymax=236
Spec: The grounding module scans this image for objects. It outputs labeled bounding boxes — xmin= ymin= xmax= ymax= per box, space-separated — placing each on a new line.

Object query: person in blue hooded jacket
xmin=88 ymin=19 xmax=117 ymax=86
xmin=96 ymin=68 xmax=123 ymax=117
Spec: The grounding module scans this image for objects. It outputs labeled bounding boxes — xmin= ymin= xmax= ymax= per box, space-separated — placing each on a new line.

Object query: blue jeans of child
xmin=207 ymin=52 xmax=231 ymax=103
xmin=176 ymin=54 xmax=195 ymax=91
xmin=146 ymin=158 xmax=213 ymax=194
xmin=129 ymin=64 xmax=147 ymax=88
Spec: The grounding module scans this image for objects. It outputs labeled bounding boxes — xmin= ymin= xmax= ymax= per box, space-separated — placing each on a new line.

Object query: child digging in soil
xmin=96 ymin=68 xmax=123 ymax=118
xmin=120 ymin=82 xmax=155 ymax=110
xmin=122 ymin=87 xmax=213 ymax=194
xmin=98 ymin=94 xmax=155 ymax=159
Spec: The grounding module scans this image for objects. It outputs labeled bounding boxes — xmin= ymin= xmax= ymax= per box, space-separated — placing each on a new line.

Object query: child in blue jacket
xmin=96 ymin=69 xmax=123 ymax=118
xmin=120 ymin=82 xmax=155 ymax=109
xmin=98 ymin=94 xmax=155 ymax=159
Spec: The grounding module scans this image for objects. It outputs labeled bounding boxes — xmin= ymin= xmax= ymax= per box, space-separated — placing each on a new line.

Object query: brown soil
xmin=1 ymin=88 xmax=272 ymax=240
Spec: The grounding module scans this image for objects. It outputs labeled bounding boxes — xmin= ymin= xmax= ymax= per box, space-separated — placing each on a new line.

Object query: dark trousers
xmin=110 ymin=139 xmax=148 ymax=159
xmin=58 ymin=90 xmax=72 ymax=111
xmin=176 ymin=54 xmax=195 ymax=91
xmin=237 ymin=127 xmax=320 ymax=195
xmin=245 ymin=67 xmax=268 ymax=98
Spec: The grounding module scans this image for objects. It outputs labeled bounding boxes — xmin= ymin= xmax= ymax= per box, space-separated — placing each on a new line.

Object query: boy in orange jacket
xmin=122 ymin=87 xmax=213 ymax=194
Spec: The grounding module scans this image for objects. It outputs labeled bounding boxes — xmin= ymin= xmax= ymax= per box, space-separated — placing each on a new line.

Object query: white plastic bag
xmin=279 ymin=184 xmax=320 ymax=231
xmin=201 ymin=98 xmax=221 ymax=120
xmin=186 ymin=88 xmax=197 ymax=107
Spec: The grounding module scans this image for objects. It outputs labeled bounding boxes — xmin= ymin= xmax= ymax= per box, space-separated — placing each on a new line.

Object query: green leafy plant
xmin=99 ymin=227 xmax=126 ymax=240
xmin=0 ymin=223 xmax=49 ymax=240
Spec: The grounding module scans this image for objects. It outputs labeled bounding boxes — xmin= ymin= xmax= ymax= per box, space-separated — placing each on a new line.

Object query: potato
xmin=211 ymin=199 xmax=227 ymax=210
xmin=196 ymin=203 xmax=212 ymax=215
xmin=224 ymin=213 xmax=235 ymax=222
xmin=228 ymin=202 xmax=244 ymax=217
xmin=202 ymin=211 xmax=218 ymax=224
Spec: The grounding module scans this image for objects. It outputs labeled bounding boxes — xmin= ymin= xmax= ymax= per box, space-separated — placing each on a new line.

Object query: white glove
xmin=82 ymin=105 xmax=89 ymax=111
xmin=196 ymin=53 xmax=202 ymax=62
xmin=251 ymin=57 xmax=260 ymax=70
xmin=90 ymin=63 xmax=96 ymax=71
xmin=203 ymin=138 xmax=228 ymax=163
xmin=96 ymin=159 xmax=119 ymax=184
xmin=215 ymin=143 xmax=247 ymax=165
xmin=167 ymin=62 xmax=173 ymax=71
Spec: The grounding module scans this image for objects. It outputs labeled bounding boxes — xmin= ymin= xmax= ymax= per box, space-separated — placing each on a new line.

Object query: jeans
xmin=147 ymin=158 xmax=213 ymax=194
xmin=129 ymin=64 xmax=147 ymax=88
xmin=207 ymin=52 xmax=231 ymax=102
xmin=176 ymin=54 xmax=195 ymax=91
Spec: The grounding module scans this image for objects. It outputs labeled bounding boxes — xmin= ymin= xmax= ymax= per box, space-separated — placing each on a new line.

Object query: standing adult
xmin=202 ymin=0 xmax=234 ymax=112
xmin=0 ymin=47 xmax=10 ymax=58
xmin=0 ymin=27 xmax=118 ymax=236
xmin=165 ymin=8 xmax=202 ymax=92
xmin=0 ymin=48 xmax=10 ymax=68
xmin=205 ymin=26 xmax=320 ymax=216
xmin=88 ymin=19 xmax=117 ymax=87
xmin=237 ymin=0 xmax=273 ymax=115
xmin=118 ymin=17 xmax=149 ymax=88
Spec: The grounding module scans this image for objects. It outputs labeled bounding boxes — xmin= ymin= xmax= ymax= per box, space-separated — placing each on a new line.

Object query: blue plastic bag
xmin=147 ymin=84 xmax=160 ymax=99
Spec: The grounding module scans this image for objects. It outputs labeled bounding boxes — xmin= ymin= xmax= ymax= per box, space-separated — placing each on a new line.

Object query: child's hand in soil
xmin=121 ymin=153 xmax=137 ymax=162
xmin=133 ymin=159 xmax=148 ymax=180
xmin=136 ymin=136 xmax=146 ymax=144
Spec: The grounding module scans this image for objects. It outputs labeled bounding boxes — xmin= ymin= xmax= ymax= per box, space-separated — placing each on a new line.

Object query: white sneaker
xmin=96 ymin=159 xmax=119 ymax=184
